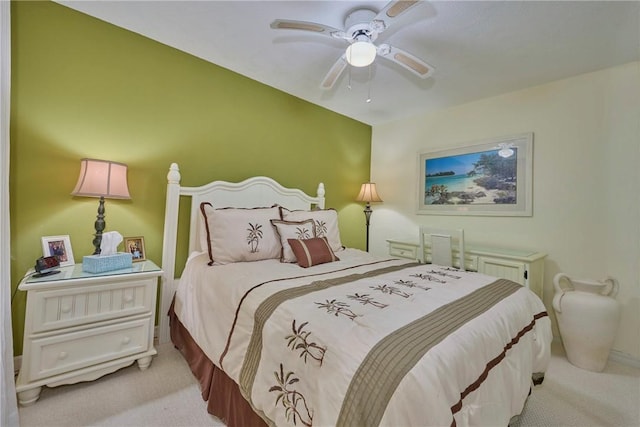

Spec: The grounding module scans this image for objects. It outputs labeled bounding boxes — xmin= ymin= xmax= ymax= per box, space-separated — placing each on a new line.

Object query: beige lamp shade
xmin=356 ymin=182 xmax=383 ymax=203
xmin=71 ymin=158 xmax=131 ymax=199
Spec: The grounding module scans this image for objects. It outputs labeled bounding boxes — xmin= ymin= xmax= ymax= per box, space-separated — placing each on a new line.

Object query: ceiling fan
xmin=271 ymin=0 xmax=435 ymax=90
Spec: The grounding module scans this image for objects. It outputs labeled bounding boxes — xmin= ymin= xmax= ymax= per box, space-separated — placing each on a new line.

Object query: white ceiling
xmin=57 ymin=1 xmax=640 ymax=126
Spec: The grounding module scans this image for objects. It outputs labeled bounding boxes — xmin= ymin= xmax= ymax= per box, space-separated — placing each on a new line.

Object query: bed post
xmin=316 ymin=183 xmax=325 ymax=209
xmin=159 ymin=163 xmax=181 ymax=344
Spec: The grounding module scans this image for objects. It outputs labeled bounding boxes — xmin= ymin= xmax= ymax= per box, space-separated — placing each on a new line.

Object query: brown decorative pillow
xmin=287 ymin=237 xmax=340 ymax=268
xmin=271 ymin=219 xmax=316 ymax=263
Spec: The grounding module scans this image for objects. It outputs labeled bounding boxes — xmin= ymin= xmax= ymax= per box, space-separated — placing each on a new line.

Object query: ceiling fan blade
xmin=271 ymin=19 xmax=345 ymax=39
xmin=377 ymin=44 xmax=434 ymax=78
xmin=320 ymin=55 xmax=348 ymax=90
xmin=374 ymin=0 xmax=422 ymax=31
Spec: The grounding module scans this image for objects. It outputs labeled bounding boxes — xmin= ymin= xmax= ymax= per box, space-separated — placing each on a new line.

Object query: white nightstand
xmin=15 ymin=260 xmax=162 ymax=406
xmin=387 ymin=239 xmax=546 ymax=298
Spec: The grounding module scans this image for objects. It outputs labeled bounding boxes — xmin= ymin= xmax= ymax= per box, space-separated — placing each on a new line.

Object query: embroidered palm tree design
xmin=394 ymin=279 xmax=430 ymax=291
xmin=371 ymin=284 xmax=412 ymax=298
xmin=314 ymin=220 xmax=328 ymax=238
xmin=295 ymin=227 xmax=312 ymax=240
xmin=269 ymin=364 xmax=313 ymax=427
xmin=410 ymin=273 xmax=446 ymax=284
xmin=443 ymin=266 xmax=466 ymax=275
xmin=315 ymin=299 xmax=359 ymax=321
xmin=286 ymin=320 xmax=326 ymax=365
xmin=426 ymin=269 xmax=461 ymax=280
xmin=246 ymin=223 xmax=263 ymax=253
xmin=347 ymin=293 xmax=388 ymax=309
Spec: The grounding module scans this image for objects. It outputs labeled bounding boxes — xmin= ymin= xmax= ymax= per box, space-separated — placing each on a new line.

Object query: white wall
xmin=370 ymin=62 xmax=640 ymax=360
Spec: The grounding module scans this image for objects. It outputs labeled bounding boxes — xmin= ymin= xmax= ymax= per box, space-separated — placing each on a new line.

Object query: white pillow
xmin=271 ymin=219 xmax=316 ymax=263
xmin=280 ymin=208 xmax=344 ymax=252
xmin=200 ymin=203 xmax=282 ymax=265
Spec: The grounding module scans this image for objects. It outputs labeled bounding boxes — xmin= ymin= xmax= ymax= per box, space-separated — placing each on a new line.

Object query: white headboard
xmin=158 ymin=163 xmax=325 ymax=343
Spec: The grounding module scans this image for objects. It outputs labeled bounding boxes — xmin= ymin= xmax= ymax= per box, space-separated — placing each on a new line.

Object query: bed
xmin=159 ymin=163 xmax=552 ymax=427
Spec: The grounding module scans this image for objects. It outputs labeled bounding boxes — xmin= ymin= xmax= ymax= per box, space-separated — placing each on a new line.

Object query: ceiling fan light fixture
xmin=346 ymin=41 xmax=377 ymax=67
xmin=271 ymin=2 xmax=431 ymax=90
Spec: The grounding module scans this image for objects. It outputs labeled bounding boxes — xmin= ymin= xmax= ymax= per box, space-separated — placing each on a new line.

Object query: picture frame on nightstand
xmin=41 ymin=235 xmax=75 ymax=266
xmin=124 ymin=236 xmax=146 ymax=262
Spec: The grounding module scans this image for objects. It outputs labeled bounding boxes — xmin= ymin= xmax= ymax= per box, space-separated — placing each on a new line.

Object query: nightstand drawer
xmin=31 ymin=279 xmax=155 ymax=333
xmin=389 ymin=242 xmax=418 ymax=260
xmin=29 ymin=318 xmax=150 ymax=381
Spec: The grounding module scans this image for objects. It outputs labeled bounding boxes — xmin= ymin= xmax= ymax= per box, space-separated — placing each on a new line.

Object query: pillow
xmin=200 ymin=203 xmax=282 ymax=265
xmin=271 ymin=219 xmax=316 ymax=263
xmin=288 ymin=237 xmax=340 ymax=268
xmin=281 ymin=208 xmax=344 ymax=252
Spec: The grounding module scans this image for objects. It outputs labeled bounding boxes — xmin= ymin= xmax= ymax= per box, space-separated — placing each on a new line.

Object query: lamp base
xmin=363 ymin=202 xmax=372 ymax=252
xmin=92 ymin=196 xmax=106 ymax=255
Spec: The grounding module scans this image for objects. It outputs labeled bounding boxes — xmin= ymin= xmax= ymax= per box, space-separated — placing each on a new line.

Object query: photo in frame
xmin=41 ymin=235 xmax=75 ymax=266
xmin=417 ymin=133 xmax=533 ymax=216
xmin=124 ymin=236 xmax=146 ymax=262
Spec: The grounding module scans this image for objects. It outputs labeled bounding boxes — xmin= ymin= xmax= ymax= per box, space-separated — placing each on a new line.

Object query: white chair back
xmin=419 ymin=226 xmax=465 ymax=271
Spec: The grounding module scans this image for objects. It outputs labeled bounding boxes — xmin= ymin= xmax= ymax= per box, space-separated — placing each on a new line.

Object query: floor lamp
xmin=71 ymin=158 xmax=131 ymax=254
xmin=356 ymin=182 xmax=383 ymax=252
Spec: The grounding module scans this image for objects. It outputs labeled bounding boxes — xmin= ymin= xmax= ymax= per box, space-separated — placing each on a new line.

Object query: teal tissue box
xmin=82 ymin=252 xmax=133 ymax=273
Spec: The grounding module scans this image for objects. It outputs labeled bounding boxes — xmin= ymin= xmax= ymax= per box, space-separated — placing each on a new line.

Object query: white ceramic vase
xmin=552 ymin=273 xmax=620 ymax=372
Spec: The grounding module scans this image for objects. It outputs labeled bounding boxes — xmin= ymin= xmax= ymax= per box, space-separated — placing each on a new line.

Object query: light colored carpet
xmin=18 ymin=341 xmax=640 ymax=427
xmin=510 ymin=342 xmax=639 ymax=427
xmin=18 ymin=342 xmax=224 ymax=427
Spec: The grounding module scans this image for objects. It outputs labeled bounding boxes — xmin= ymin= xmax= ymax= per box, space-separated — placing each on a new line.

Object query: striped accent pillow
xmin=287 ymin=237 xmax=339 ymax=268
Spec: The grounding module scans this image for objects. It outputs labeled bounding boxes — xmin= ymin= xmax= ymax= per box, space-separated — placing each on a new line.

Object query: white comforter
xmin=174 ymin=249 xmax=551 ymax=427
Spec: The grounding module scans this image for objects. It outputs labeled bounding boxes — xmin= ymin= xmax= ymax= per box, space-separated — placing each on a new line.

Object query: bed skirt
xmin=169 ymin=300 xmax=268 ymax=427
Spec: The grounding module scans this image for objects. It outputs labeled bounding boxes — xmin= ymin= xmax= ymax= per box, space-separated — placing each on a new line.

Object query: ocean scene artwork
xmin=424 ymin=148 xmax=518 ymax=205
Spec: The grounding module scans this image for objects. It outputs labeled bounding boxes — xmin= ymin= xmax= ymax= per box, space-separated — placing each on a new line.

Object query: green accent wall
xmin=9 ymin=1 xmax=372 ymax=355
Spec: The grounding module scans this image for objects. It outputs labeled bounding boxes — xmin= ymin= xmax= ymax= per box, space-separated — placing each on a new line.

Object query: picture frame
xmin=41 ymin=235 xmax=75 ymax=266
xmin=124 ymin=236 xmax=146 ymax=262
xmin=417 ymin=133 xmax=533 ymax=216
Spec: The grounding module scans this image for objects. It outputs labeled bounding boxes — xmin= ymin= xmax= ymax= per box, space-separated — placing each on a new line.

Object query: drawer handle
xmin=61 ymin=305 xmax=71 ymax=313
xmin=124 ymin=295 xmax=134 ymax=303
xmin=58 ymin=351 xmax=68 ymax=360
xmin=122 ymin=336 xmax=131 ymax=345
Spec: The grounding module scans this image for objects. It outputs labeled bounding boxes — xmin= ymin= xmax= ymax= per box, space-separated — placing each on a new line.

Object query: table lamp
xmin=356 ymin=182 xmax=383 ymax=252
xmin=71 ymin=158 xmax=131 ymax=254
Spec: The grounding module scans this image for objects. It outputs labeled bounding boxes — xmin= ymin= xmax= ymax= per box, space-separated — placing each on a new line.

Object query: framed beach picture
xmin=124 ymin=236 xmax=146 ymax=262
xmin=417 ymin=133 xmax=533 ymax=216
xmin=41 ymin=235 xmax=75 ymax=267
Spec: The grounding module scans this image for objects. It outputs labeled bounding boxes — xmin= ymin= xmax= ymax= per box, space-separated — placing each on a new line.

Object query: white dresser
xmin=387 ymin=239 xmax=546 ymax=298
xmin=15 ymin=260 xmax=162 ymax=406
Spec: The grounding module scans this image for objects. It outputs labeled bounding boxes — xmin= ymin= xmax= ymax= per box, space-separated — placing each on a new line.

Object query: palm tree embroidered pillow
xmin=271 ymin=219 xmax=316 ymax=263
xmin=280 ymin=208 xmax=344 ymax=253
xmin=200 ymin=203 xmax=282 ymax=265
